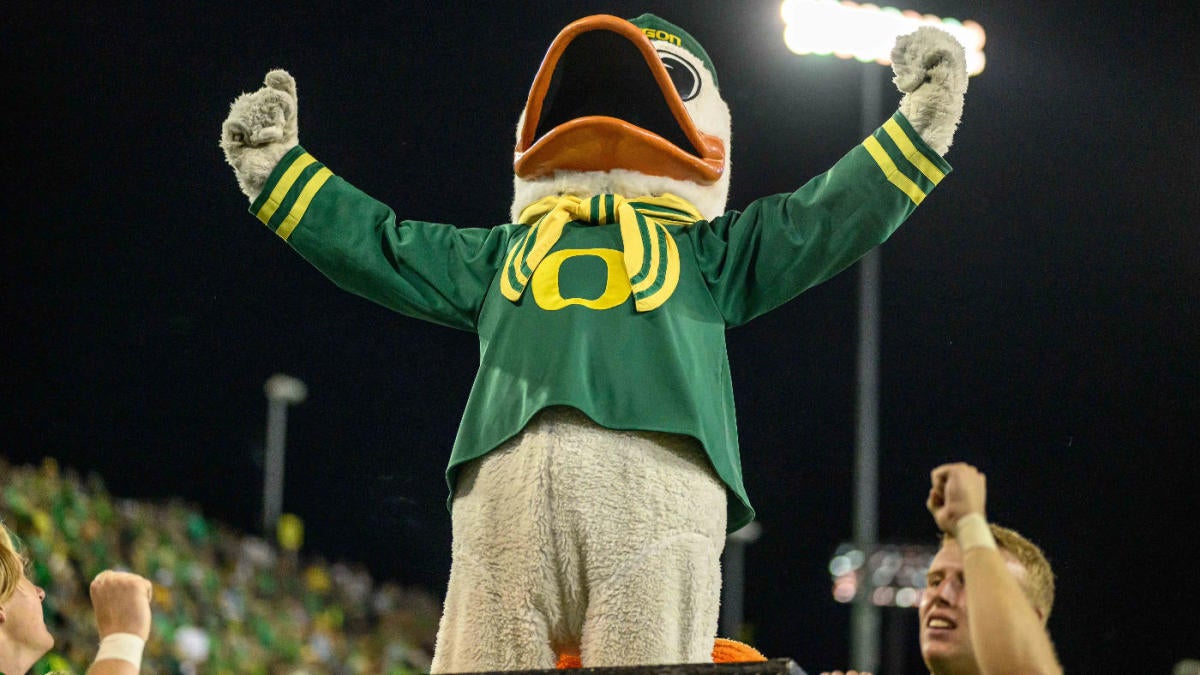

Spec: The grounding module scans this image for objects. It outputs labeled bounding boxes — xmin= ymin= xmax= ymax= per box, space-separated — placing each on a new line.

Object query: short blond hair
xmin=0 ymin=523 xmax=26 ymax=604
xmin=990 ymin=523 xmax=1055 ymax=620
xmin=946 ymin=523 xmax=1056 ymax=620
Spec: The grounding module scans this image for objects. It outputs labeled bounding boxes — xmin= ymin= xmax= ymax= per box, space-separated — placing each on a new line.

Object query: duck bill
xmin=514 ymin=14 xmax=725 ymax=184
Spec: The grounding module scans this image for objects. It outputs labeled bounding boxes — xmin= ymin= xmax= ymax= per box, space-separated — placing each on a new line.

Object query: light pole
xmin=780 ymin=2 xmax=985 ymax=670
xmin=852 ymin=62 xmax=885 ymax=673
xmin=262 ymin=373 xmax=307 ymax=534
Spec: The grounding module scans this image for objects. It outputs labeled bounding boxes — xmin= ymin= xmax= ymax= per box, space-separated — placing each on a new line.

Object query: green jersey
xmin=249 ymin=111 xmax=951 ymax=532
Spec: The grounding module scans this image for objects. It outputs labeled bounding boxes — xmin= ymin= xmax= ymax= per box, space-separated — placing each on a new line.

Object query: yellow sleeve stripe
xmin=863 ymin=136 xmax=928 ymax=205
xmin=275 ymin=167 xmax=333 ymax=240
xmin=254 ymin=153 xmax=318 ymax=225
xmin=882 ymin=118 xmax=946 ymax=185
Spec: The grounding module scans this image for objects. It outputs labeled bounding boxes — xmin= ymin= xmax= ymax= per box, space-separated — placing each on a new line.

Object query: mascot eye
xmin=658 ymin=51 xmax=701 ymax=101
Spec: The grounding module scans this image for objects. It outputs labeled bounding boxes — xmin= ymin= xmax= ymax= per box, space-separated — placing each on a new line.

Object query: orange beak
xmin=514 ymin=14 xmax=726 ymax=184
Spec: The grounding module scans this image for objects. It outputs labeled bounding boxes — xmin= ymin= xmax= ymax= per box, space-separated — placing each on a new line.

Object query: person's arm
xmin=927 ymin=463 xmax=1063 ymax=675
xmin=85 ymin=571 xmax=152 ymax=675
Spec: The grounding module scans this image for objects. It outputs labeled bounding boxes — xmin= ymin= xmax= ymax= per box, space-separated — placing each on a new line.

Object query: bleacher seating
xmin=1 ymin=456 xmax=439 ymax=674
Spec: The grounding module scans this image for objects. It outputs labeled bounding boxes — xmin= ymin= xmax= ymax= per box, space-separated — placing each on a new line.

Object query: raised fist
xmin=89 ymin=570 xmax=153 ymax=640
xmin=891 ymin=26 xmax=967 ymax=155
xmin=220 ymin=69 xmax=300 ymax=201
xmin=926 ymin=462 xmax=988 ymax=534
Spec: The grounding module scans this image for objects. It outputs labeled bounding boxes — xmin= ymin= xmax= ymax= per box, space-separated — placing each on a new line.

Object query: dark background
xmin=3 ymin=1 xmax=1197 ymax=672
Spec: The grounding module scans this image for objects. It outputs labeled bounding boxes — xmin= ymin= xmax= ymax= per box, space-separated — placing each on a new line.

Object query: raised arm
xmin=85 ymin=571 xmax=153 ymax=675
xmin=927 ymin=463 xmax=1063 ymax=675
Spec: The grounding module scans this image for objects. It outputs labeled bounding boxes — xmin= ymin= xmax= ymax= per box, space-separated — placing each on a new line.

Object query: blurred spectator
xmin=1 ymin=456 xmax=437 ymax=673
xmin=4 ymin=521 xmax=154 ymax=675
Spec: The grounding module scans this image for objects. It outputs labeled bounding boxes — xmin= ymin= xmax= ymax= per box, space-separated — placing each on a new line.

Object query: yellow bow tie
xmin=501 ymin=193 xmax=703 ymax=312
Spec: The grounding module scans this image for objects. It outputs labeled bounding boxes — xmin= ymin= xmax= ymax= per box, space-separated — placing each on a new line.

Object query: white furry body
xmin=432 ymin=407 xmax=727 ymax=672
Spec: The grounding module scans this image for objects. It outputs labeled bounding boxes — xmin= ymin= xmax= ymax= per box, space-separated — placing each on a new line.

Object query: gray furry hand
xmin=220 ymin=70 xmax=300 ymax=201
xmin=891 ymin=27 xmax=965 ymax=93
xmin=891 ymin=27 xmax=967 ymax=156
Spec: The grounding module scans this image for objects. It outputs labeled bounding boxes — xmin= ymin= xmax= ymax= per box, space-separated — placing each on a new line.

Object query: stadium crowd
xmin=0 ymin=456 xmax=438 ymax=674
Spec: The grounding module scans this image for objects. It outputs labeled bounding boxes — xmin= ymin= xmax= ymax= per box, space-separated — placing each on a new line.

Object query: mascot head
xmin=512 ymin=14 xmax=731 ymax=221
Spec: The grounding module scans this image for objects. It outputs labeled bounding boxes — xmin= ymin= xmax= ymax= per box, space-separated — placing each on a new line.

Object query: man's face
xmin=1 ymin=575 xmax=55 ymax=659
xmin=918 ymin=538 xmax=1028 ymax=674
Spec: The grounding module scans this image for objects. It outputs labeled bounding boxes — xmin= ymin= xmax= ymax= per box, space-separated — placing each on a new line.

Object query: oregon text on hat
xmin=641 ymin=27 xmax=683 ymax=46
xmin=629 ymin=13 xmax=718 ymax=86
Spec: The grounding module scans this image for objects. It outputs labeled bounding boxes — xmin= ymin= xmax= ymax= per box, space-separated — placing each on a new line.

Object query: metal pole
xmin=850 ymin=63 xmax=884 ymax=673
xmin=262 ymin=374 xmax=307 ymax=535
xmin=887 ymin=607 xmax=908 ymax=675
xmin=263 ymin=397 xmax=289 ymax=534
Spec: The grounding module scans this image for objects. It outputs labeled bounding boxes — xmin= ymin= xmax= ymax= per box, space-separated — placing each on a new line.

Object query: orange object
xmin=711 ymin=637 xmax=768 ymax=663
xmin=514 ymin=14 xmax=726 ymax=185
xmin=556 ymin=638 xmax=766 ymax=668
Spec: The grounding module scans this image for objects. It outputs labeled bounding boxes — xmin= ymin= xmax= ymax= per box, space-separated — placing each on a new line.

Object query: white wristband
xmin=94 ymin=632 xmax=145 ymax=668
xmin=955 ymin=512 xmax=997 ymax=551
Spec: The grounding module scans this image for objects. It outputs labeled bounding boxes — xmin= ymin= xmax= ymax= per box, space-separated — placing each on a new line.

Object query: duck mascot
xmin=221 ymin=12 xmax=966 ymax=671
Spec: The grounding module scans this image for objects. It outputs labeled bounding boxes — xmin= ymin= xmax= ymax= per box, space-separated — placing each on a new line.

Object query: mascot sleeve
xmin=692 ymin=111 xmax=951 ymax=327
xmin=247 ymin=145 xmax=519 ymax=332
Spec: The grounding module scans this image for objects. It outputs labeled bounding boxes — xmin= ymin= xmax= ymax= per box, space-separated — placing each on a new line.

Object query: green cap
xmin=628 ymin=14 xmax=718 ymax=88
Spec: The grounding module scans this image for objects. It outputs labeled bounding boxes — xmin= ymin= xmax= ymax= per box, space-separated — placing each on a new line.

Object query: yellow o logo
xmin=531 ymin=248 xmax=630 ymax=311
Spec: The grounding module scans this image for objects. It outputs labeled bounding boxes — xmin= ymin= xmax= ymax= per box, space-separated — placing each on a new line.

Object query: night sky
xmin=4 ymin=1 xmax=1197 ymax=672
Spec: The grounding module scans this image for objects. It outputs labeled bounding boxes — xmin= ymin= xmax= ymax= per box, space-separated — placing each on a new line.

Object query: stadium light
xmin=781 ymin=0 xmax=987 ymax=75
